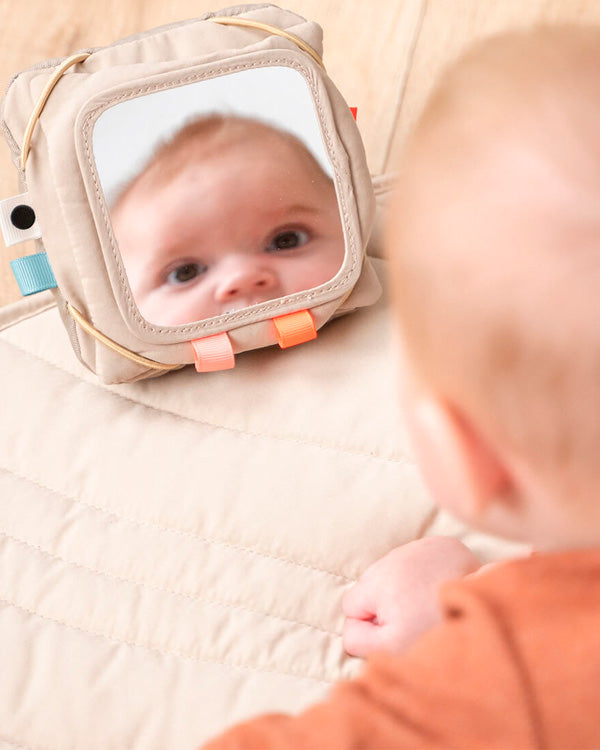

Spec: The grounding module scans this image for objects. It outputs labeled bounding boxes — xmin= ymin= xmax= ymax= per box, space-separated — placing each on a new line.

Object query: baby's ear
xmin=404 ymin=394 xmax=512 ymax=522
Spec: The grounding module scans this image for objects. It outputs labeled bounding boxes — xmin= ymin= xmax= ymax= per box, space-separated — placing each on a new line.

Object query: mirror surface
xmin=93 ymin=67 xmax=345 ymax=326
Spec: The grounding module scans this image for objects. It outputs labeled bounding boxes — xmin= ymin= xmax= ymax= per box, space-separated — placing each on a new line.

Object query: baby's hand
xmin=342 ymin=536 xmax=481 ymax=658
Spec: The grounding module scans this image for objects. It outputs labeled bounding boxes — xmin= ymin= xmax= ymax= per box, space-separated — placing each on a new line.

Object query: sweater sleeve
xmin=203 ymin=579 xmax=540 ymax=749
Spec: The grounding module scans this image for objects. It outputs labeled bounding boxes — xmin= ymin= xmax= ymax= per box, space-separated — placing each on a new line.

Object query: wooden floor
xmin=2 ymin=0 xmax=600 ymax=307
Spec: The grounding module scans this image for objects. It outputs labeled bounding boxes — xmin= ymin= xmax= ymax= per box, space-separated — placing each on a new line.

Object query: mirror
xmin=92 ymin=67 xmax=345 ymax=327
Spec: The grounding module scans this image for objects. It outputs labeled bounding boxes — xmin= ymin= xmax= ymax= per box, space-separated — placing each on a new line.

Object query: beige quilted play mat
xmin=1 ymin=2 xmax=598 ymax=748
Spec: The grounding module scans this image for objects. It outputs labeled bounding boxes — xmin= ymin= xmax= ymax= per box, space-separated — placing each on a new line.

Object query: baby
xmin=204 ymin=25 xmax=600 ymax=747
xmin=110 ymin=115 xmax=344 ymax=326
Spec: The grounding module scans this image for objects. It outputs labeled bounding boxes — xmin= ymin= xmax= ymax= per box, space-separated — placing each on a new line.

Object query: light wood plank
xmin=0 ymin=0 xmax=421 ymax=307
xmin=385 ymin=0 xmax=600 ymax=171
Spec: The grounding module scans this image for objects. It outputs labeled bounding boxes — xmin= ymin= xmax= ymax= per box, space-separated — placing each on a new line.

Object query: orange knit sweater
xmin=204 ymin=548 xmax=600 ymax=748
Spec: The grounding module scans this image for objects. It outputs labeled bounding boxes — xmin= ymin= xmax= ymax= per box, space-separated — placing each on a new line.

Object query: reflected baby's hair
xmin=112 ymin=114 xmax=334 ymax=210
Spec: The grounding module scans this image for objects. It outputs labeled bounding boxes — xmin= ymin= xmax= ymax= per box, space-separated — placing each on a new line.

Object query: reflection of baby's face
xmin=112 ymin=135 xmax=344 ymax=326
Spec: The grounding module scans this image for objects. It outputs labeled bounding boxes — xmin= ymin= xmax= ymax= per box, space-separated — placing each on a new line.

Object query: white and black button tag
xmin=0 ymin=192 xmax=42 ymax=247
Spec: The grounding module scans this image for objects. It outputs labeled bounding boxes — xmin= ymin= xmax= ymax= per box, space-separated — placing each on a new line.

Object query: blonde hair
xmin=391 ymin=26 xmax=600 ymax=498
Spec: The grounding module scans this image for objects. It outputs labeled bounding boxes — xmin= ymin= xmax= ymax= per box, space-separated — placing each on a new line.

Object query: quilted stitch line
xmin=0 ymin=529 xmax=344 ymax=637
xmin=0 ymin=595 xmax=333 ymax=685
xmin=0 ymin=332 xmax=409 ymax=465
xmin=0 ymin=464 xmax=354 ymax=583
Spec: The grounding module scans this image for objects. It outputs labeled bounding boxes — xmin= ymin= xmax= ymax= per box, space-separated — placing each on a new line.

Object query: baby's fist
xmin=342 ymin=536 xmax=480 ymax=658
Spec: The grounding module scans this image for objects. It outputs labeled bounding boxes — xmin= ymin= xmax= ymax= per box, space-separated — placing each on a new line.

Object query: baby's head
xmin=388 ymin=27 xmax=600 ymax=550
xmin=111 ymin=115 xmax=344 ymax=325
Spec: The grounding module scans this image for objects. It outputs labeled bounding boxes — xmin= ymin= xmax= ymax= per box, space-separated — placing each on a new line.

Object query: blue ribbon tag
xmin=10 ymin=252 xmax=57 ymax=296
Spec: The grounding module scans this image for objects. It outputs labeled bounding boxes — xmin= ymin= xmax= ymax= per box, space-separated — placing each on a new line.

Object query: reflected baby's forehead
xmin=114 ymin=140 xmax=336 ymax=220
xmin=112 ymin=115 xmax=334 ymax=214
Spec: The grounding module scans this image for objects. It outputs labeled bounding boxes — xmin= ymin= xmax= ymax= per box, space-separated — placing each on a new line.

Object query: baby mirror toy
xmin=0 ymin=4 xmax=380 ymax=383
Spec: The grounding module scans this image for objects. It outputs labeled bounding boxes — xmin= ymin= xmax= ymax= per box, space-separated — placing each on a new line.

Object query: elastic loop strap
xmin=191 ymin=332 xmax=235 ymax=372
xmin=21 ymin=52 xmax=90 ymax=170
xmin=10 ymin=252 xmax=57 ymax=296
xmin=272 ymin=310 xmax=317 ymax=349
xmin=66 ymin=303 xmax=181 ymax=372
xmin=209 ymin=16 xmax=324 ymax=70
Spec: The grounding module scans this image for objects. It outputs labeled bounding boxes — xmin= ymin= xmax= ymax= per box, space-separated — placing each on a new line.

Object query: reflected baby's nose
xmin=214 ymin=262 xmax=278 ymax=302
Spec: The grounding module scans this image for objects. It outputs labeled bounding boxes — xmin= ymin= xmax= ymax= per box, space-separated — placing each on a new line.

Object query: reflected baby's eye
xmin=266 ymin=229 xmax=310 ymax=252
xmin=166 ymin=262 xmax=207 ymax=285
